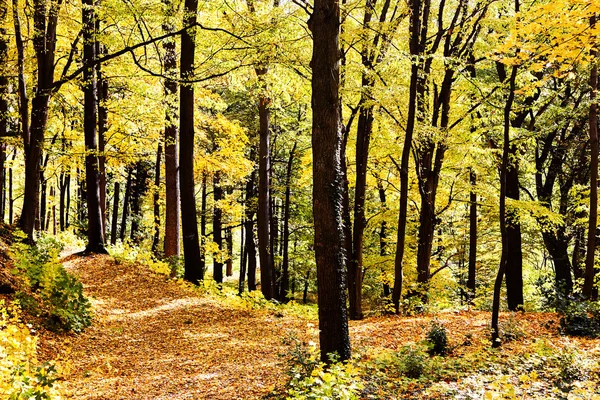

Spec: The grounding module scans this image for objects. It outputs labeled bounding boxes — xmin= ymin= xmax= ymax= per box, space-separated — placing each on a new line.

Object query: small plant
xmin=499 ymin=313 xmax=525 ymax=342
xmin=397 ymin=344 xmax=428 ymax=378
xmin=426 ymin=320 xmax=448 ymax=355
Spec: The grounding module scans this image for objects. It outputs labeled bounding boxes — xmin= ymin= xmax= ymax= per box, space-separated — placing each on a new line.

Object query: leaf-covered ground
xmin=36 ymin=252 xmax=600 ymax=399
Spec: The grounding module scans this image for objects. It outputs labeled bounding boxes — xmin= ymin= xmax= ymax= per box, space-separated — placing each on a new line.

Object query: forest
xmin=0 ymin=0 xmax=600 ymax=398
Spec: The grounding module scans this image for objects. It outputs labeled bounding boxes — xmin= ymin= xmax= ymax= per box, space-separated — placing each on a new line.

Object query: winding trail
xmin=48 ymin=254 xmax=314 ymax=399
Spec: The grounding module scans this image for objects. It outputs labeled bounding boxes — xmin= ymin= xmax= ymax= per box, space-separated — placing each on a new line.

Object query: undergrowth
xmin=10 ymin=232 xmax=92 ymax=333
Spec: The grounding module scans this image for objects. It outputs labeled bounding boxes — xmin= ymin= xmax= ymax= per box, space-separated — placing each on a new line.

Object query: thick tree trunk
xmin=179 ymin=0 xmax=203 ymax=283
xmin=505 ymin=147 xmax=523 ymax=310
xmin=83 ymin=0 xmax=106 ymax=253
xmin=163 ymin=3 xmax=180 ymax=258
xmin=257 ymin=89 xmax=275 ymax=299
xmin=584 ymin=23 xmax=598 ymax=300
xmin=213 ymin=172 xmax=224 ymax=284
xmin=309 ymin=0 xmax=351 ymax=363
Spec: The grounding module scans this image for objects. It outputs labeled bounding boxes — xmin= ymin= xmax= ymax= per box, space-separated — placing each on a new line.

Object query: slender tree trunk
xmin=392 ymin=0 xmax=422 ymax=313
xmin=65 ymin=172 xmax=70 ymax=228
xmin=199 ymin=173 xmax=207 ymax=277
xmin=492 ymin=63 xmax=518 ymax=347
xmin=120 ymin=168 xmax=132 ymax=241
xmin=239 ymin=213 xmax=247 ymax=295
xmin=309 ymin=0 xmax=351 ymax=363
xmin=97 ymin=43 xmax=108 ymax=237
xmin=111 ymin=181 xmax=120 ymax=245
xmin=130 ymin=161 xmax=149 ymax=243
xmin=163 ymin=1 xmax=180 ymax=258
xmin=179 ymin=0 xmax=203 ymax=283
xmin=8 ymin=149 xmax=13 ymax=223
xmin=467 ymin=170 xmax=477 ymax=302
xmin=280 ymin=142 xmax=297 ymax=302
xmin=245 ymin=168 xmax=257 ymax=291
xmin=584 ymin=19 xmax=598 ymax=300
xmin=83 ymin=0 xmax=106 ymax=253
xmin=226 ymin=224 xmax=233 ymax=277
xmin=303 ymin=270 xmax=310 ymax=304
xmin=213 ymin=172 xmax=223 ymax=284
xmin=152 ymin=143 xmax=162 ymax=256
xmin=377 ymin=180 xmax=391 ymax=297
xmin=0 ymin=5 xmax=7 ymax=222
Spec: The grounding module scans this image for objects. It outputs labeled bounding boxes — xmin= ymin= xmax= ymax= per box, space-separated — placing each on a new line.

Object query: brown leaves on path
xmin=43 ymin=254 xmax=315 ymax=399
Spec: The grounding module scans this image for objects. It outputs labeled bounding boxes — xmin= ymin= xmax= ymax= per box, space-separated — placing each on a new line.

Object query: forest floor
xmin=35 ymin=251 xmax=600 ymax=399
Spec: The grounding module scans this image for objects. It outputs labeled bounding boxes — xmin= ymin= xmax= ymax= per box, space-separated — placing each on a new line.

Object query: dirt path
xmin=49 ymin=254 xmax=314 ymax=399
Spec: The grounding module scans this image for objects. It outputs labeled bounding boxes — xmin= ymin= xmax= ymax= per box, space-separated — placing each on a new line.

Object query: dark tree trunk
xmin=179 ymin=0 xmax=203 ymax=283
xmin=584 ymin=20 xmax=598 ymax=300
xmin=492 ymin=62 xmax=518 ymax=347
xmin=152 ymin=143 xmax=162 ymax=256
xmin=505 ymin=145 xmax=523 ymax=310
xmin=98 ymin=47 xmax=108 ymax=237
xmin=0 ymin=6 xmax=7 ymax=222
xmin=226 ymin=224 xmax=233 ymax=277
xmin=83 ymin=0 xmax=106 ymax=253
xmin=309 ymin=0 xmax=351 ymax=363
xmin=111 ymin=181 xmax=120 ymax=245
xmin=130 ymin=161 xmax=149 ymax=243
xmin=303 ymin=270 xmax=310 ymax=304
xmin=65 ymin=171 xmax=70 ymax=228
xmin=280 ymin=142 xmax=297 ymax=302
xmin=257 ymin=88 xmax=275 ymax=299
xmin=377 ymin=179 xmax=391 ymax=297
xmin=8 ymin=149 xmax=13 ymax=223
xmin=392 ymin=0 xmax=422 ymax=313
xmin=163 ymin=2 xmax=180 ymax=258
xmin=120 ymin=167 xmax=132 ymax=241
xmin=239 ymin=213 xmax=247 ymax=295
xmin=244 ymin=167 xmax=257 ymax=291
xmin=213 ymin=172 xmax=223 ymax=284
xmin=467 ymin=170 xmax=477 ymax=302
xmin=573 ymin=227 xmax=585 ymax=280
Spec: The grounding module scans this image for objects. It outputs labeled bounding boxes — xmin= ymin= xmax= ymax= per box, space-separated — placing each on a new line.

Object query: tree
xmin=179 ymin=0 xmax=203 ymax=284
xmin=309 ymin=0 xmax=351 ymax=363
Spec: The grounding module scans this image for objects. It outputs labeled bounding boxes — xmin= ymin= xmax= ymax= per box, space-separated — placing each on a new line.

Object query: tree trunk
xmin=18 ymin=0 xmax=61 ymax=241
xmin=130 ymin=161 xmax=149 ymax=243
xmin=505 ymin=146 xmax=523 ymax=310
xmin=213 ymin=172 xmax=224 ymax=284
xmin=392 ymin=0 xmax=422 ymax=313
xmin=226 ymin=224 xmax=233 ymax=277
xmin=584 ymin=18 xmax=598 ymax=300
xmin=467 ymin=170 xmax=477 ymax=302
xmin=492 ymin=63 xmax=518 ymax=347
xmin=98 ymin=47 xmax=108 ymax=237
xmin=199 ymin=174 xmax=207 ymax=277
xmin=179 ymin=0 xmax=203 ymax=283
xmin=309 ymin=0 xmax=351 ymax=363
xmin=257 ymin=89 xmax=275 ymax=299
xmin=152 ymin=143 xmax=162 ymax=256
xmin=245 ymin=167 xmax=257 ymax=291
xmin=280 ymin=142 xmax=297 ymax=302
xmin=111 ymin=181 xmax=120 ymax=245
xmin=120 ymin=167 xmax=132 ymax=241
xmin=163 ymin=1 xmax=180 ymax=258
xmin=83 ymin=0 xmax=106 ymax=253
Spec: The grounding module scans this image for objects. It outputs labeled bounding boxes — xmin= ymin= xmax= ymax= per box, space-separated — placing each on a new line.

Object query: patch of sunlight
xmin=112 ymin=297 xmax=205 ymax=320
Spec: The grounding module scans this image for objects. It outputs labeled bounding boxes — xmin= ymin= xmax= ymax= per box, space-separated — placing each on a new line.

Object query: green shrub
xmin=397 ymin=344 xmax=428 ymax=378
xmin=426 ymin=320 xmax=448 ymax=355
xmin=11 ymin=234 xmax=92 ymax=333
xmin=559 ymin=300 xmax=600 ymax=338
xmin=499 ymin=313 xmax=525 ymax=342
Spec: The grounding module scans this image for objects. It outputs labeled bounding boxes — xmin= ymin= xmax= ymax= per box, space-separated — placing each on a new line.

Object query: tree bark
xmin=83 ymin=0 xmax=106 ymax=253
xmin=392 ymin=0 xmax=422 ymax=313
xmin=213 ymin=172 xmax=224 ymax=284
xmin=280 ymin=142 xmax=297 ymax=302
xmin=245 ymin=167 xmax=257 ymax=291
xmin=120 ymin=167 xmax=132 ymax=241
xmin=152 ymin=143 xmax=162 ymax=256
xmin=111 ymin=181 xmax=120 ymax=245
xmin=179 ymin=0 xmax=203 ymax=283
xmin=130 ymin=161 xmax=149 ymax=243
xmin=309 ymin=0 xmax=351 ymax=363
xmin=505 ymin=145 xmax=523 ymax=310
xmin=467 ymin=170 xmax=477 ymax=302
xmin=584 ymin=17 xmax=598 ymax=300
xmin=163 ymin=0 xmax=180 ymax=258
